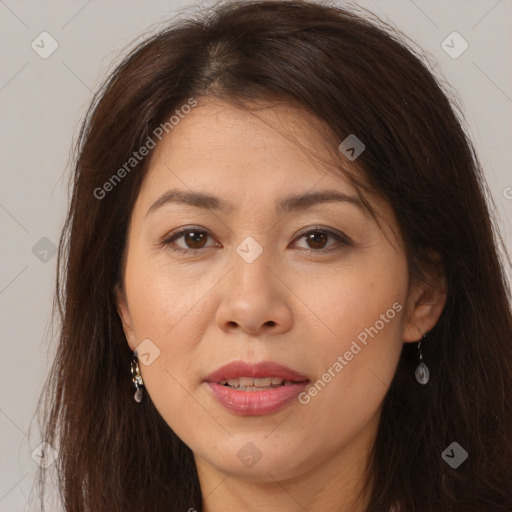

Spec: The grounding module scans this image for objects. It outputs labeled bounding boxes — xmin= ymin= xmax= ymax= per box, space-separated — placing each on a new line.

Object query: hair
xmin=35 ymin=1 xmax=512 ymax=511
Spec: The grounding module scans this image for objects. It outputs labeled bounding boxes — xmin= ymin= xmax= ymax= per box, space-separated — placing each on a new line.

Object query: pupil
xmin=186 ymin=231 xmax=206 ymax=249
xmin=307 ymin=231 xmax=327 ymax=249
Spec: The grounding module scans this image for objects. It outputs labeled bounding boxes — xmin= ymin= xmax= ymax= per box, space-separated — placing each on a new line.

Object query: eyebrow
xmin=146 ymin=188 xmax=365 ymax=217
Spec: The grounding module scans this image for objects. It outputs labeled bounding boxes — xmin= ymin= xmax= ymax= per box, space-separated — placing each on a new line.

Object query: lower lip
xmin=205 ymin=381 xmax=310 ymax=416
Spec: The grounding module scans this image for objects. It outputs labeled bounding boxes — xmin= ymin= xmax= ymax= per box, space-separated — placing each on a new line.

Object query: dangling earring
xmin=130 ymin=355 xmax=144 ymax=402
xmin=414 ymin=328 xmax=429 ymax=385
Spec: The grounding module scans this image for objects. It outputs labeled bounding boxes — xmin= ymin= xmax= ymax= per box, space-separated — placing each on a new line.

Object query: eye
xmin=161 ymin=226 xmax=350 ymax=254
xmin=161 ymin=226 xmax=220 ymax=253
xmin=292 ymin=227 xmax=350 ymax=253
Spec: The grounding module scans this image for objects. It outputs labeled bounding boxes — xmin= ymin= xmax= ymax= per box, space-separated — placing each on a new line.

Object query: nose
xmin=214 ymin=248 xmax=293 ymax=336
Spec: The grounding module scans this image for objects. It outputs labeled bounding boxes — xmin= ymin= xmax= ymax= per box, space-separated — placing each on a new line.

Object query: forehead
xmin=139 ymin=98 xmax=361 ymax=204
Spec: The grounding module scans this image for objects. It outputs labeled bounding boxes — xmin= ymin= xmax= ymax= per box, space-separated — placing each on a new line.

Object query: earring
xmin=130 ymin=355 xmax=144 ymax=403
xmin=414 ymin=328 xmax=429 ymax=385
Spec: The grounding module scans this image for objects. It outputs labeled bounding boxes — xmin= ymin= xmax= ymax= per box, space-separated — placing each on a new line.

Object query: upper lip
xmin=204 ymin=360 xmax=310 ymax=383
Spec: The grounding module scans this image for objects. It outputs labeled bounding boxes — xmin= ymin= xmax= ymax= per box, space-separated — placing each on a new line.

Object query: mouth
xmin=204 ymin=360 xmax=310 ymax=415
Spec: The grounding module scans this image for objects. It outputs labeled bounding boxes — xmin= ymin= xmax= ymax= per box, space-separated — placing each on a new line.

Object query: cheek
xmin=122 ymin=248 xmax=216 ymax=411
xmin=124 ymin=246 xmax=215 ymax=343
xmin=291 ymin=246 xmax=408 ymax=408
xmin=298 ymin=243 xmax=407 ymax=347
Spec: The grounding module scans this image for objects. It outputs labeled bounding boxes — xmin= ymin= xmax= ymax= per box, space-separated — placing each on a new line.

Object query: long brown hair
xmin=36 ymin=1 xmax=512 ymax=510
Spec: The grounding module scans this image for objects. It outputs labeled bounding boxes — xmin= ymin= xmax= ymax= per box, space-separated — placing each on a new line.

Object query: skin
xmin=117 ymin=98 xmax=446 ymax=512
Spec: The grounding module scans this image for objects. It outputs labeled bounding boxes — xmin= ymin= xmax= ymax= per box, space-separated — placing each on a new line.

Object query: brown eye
xmin=162 ymin=227 xmax=218 ymax=253
xmin=294 ymin=228 xmax=350 ymax=253
xmin=304 ymin=231 xmax=329 ymax=250
xmin=162 ymin=226 xmax=349 ymax=255
xmin=181 ymin=230 xmax=208 ymax=249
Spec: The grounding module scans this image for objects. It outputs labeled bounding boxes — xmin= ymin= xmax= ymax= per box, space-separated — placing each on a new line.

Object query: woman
xmin=37 ymin=1 xmax=512 ymax=510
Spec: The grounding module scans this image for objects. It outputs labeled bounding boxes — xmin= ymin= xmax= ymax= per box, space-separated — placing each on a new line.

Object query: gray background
xmin=1 ymin=0 xmax=511 ymax=510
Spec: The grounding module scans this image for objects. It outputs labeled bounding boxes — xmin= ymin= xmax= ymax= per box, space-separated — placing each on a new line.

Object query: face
xmin=117 ymin=98 xmax=443 ymax=490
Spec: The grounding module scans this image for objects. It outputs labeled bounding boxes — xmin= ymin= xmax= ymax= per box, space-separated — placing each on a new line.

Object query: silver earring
xmin=130 ymin=355 xmax=144 ymax=402
xmin=414 ymin=329 xmax=429 ymax=385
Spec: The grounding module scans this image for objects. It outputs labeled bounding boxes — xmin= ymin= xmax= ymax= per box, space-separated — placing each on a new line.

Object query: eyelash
xmin=160 ymin=225 xmax=351 ymax=255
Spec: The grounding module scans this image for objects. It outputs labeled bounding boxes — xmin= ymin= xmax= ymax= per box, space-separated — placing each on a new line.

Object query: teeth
xmin=219 ymin=376 xmax=294 ymax=388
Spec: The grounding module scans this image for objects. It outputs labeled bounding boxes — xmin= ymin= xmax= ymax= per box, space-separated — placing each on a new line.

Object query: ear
xmin=115 ymin=283 xmax=138 ymax=351
xmin=402 ymin=253 xmax=447 ymax=343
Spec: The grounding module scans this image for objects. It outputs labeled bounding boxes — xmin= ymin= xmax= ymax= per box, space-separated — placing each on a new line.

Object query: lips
xmin=204 ymin=360 xmax=309 ymax=385
xmin=203 ymin=360 xmax=310 ymax=415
